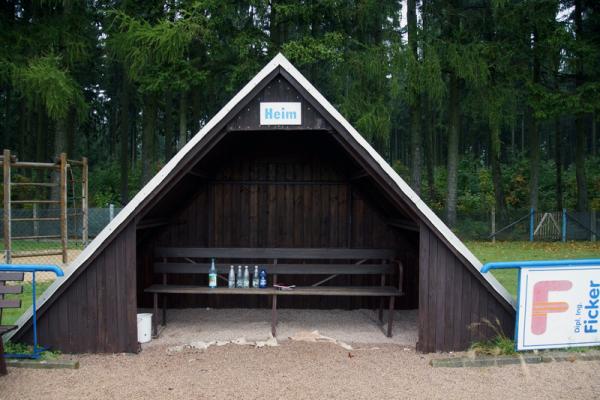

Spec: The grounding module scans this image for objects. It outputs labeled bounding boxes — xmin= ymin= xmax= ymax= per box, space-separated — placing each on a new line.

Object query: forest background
xmin=1 ymin=0 xmax=599 ymax=235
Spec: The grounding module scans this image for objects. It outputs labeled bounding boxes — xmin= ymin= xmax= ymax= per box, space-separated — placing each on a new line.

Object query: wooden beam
xmin=137 ymin=218 xmax=174 ymax=230
xmin=187 ymin=170 xmax=208 ymax=178
xmin=387 ymin=218 xmax=419 ymax=232
xmin=349 ymin=170 xmax=369 ymax=180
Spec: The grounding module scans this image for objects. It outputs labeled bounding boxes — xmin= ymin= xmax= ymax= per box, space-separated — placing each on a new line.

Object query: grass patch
xmin=0 ymin=240 xmax=83 ymax=252
xmin=0 ymin=281 xmax=53 ymax=325
xmin=470 ymin=318 xmax=516 ymax=356
xmin=4 ymin=341 xmax=61 ymax=360
xmin=466 ymin=241 xmax=600 ymax=296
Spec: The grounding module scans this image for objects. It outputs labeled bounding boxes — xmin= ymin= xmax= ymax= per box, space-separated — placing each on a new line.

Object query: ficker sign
xmin=260 ymin=102 xmax=302 ymax=125
xmin=516 ymin=265 xmax=600 ymax=350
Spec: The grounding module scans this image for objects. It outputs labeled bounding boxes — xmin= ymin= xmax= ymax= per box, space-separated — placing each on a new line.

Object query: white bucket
xmin=137 ymin=313 xmax=153 ymax=343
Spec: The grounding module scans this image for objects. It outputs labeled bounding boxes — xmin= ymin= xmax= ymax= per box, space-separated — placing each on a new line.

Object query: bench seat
xmin=146 ymin=247 xmax=403 ymax=338
xmin=145 ymin=285 xmax=401 ymax=297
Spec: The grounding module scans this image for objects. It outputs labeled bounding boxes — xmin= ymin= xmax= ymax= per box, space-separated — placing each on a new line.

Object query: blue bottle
xmin=259 ymin=269 xmax=267 ymax=288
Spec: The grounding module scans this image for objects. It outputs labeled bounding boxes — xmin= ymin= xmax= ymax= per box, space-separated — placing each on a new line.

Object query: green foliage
xmin=11 ymin=54 xmax=86 ymax=121
xmin=470 ymin=318 xmax=515 ymax=356
xmin=4 ymin=341 xmax=61 ymax=360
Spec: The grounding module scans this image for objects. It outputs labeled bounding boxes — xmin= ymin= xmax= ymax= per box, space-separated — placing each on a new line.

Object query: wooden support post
xmin=153 ymin=293 xmax=158 ymax=337
xmin=3 ymin=149 xmax=11 ymax=264
xmin=271 ymin=266 xmax=278 ymax=337
xmin=387 ymin=296 xmax=395 ymax=338
xmin=82 ymin=157 xmax=89 ymax=245
xmin=162 ymin=270 xmax=167 ymax=326
xmin=59 ymin=153 xmax=68 ymax=264
xmin=0 ymin=338 xmax=6 ymax=376
xmin=271 ymin=294 xmax=278 ymax=337
xmin=378 ymin=274 xmax=385 ymax=323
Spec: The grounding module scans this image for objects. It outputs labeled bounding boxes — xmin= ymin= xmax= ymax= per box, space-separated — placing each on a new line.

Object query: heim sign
xmin=260 ymin=102 xmax=302 ymax=125
xmin=516 ymin=265 xmax=600 ymax=350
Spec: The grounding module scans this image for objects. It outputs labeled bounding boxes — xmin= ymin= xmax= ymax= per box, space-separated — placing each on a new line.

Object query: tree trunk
xmin=445 ymin=72 xmax=459 ymax=227
xmin=178 ymin=92 xmax=188 ymax=150
xmin=554 ymin=118 xmax=563 ymax=210
xmin=164 ymin=90 xmax=175 ymax=160
xmin=408 ymin=0 xmax=421 ymax=195
xmin=191 ymin=89 xmax=202 ymax=134
xmin=120 ymin=72 xmax=130 ymax=204
xmin=490 ymin=123 xmax=506 ymax=218
xmin=592 ymin=113 xmax=597 ymax=156
xmin=423 ymin=95 xmax=436 ymax=201
xmin=142 ymin=96 xmax=157 ymax=185
xmin=66 ymin=107 xmax=76 ymax=158
xmin=574 ymin=0 xmax=588 ymax=211
xmin=529 ymin=29 xmax=541 ymax=211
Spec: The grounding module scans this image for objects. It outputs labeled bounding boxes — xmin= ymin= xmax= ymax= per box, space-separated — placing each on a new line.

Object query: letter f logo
xmin=531 ymin=280 xmax=572 ymax=335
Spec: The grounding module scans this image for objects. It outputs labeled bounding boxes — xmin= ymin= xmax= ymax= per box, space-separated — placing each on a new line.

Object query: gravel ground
xmin=145 ymin=308 xmax=419 ymax=347
xmin=1 ymin=341 xmax=599 ymax=400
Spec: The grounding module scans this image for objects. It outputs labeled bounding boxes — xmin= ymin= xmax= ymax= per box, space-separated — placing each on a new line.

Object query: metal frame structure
xmin=0 ymin=264 xmax=63 ymax=359
xmin=1 ymin=149 xmax=89 ymax=264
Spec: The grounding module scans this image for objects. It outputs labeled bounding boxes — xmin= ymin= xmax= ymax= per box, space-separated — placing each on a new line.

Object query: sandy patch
xmin=1 ymin=341 xmax=599 ymax=400
xmin=144 ymin=308 xmax=418 ymax=347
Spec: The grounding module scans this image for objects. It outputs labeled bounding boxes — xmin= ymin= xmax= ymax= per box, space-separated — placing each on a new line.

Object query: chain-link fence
xmin=437 ymin=209 xmax=599 ymax=242
xmin=0 ymin=205 xmax=122 ymax=282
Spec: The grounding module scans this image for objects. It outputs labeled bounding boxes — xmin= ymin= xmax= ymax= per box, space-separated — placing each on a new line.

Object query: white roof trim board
xmin=6 ymin=53 xmax=514 ymax=341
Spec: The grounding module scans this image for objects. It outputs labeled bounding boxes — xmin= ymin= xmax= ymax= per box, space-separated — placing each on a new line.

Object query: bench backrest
xmin=0 ymin=272 xmax=24 ymax=324
xmin=153 ymin=247 xmax=398 ymax=276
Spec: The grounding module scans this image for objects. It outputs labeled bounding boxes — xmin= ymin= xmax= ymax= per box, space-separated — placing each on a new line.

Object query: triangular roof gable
xmin=8 ymin=54 xmax=514 ymax=341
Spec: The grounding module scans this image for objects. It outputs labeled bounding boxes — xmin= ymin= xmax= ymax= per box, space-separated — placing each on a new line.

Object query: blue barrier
xmin=0 ymin=264 xmax=64 ymax=359
xmin=481 ymin=259 xmax=600 ymax=273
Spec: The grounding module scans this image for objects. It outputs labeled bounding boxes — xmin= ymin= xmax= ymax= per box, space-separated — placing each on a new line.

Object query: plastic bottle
xmin=243 ymin=265 xmax=250 ymax=288
xmin=252 ymin=266 xmax=259 ymax=288
xmin=228 ymin=265 xmax=235 ymax=288
xmin=259 ymin=269 xmax=267 ymax=288
xmin=236 ymin=265 xmax=243 ymax=288
xmin=208 ymin=258 xmax=217 ymax=288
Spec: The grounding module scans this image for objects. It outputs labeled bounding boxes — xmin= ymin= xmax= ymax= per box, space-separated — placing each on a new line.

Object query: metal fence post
xmin=592 ymin=210 xmax=597 ymax=242
xmin=60 ymin=153 xmax=68 ymax=264
xmin=82 ymin=157 xmax=89 ymax=246
xmin=109 ymin=203 xmax=115 ymax=222
xmin=529 ymin=208 xmax=535 ymax=242
xmin=3 ymin=149 xmax=11 ymax=263
xmin=562 ymin=208 xmax=567 ymax=242
xmin=491 ymin=206 xmax=496 ymax=243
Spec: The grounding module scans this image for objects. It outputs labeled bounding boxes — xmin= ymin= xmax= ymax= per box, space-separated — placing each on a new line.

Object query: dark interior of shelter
xmin=135 ymin=130 xmax=420 ymax=311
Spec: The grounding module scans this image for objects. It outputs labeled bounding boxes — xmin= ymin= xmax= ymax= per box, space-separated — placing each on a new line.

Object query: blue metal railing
xmin=0 ymin=264 xmax=64 ymax=359
xmin=481 ymin=259 xmax=600 ymax=273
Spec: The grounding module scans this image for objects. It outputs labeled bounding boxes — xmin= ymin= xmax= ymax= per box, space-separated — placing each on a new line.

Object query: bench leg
xmin=378 ymin=298 xmax=384 ymax=323
xmin=162 ymin=295 xmax=167 ymax=326
xmin=387 ymin=296 xmax=395 ymax=338
xmin=153 ymin=293 xmax=158 ymax=337
xmin=0 ymin=339 xmax=7 ymax=376
xmin=271 ymin=295 xmax=278 ymax=337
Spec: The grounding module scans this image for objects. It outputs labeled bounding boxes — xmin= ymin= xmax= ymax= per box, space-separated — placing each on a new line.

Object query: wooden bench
xmin=0 ymin=271 xmax=24 ymax=376
xmin=145 ymin=248 xmax=403 ymax=338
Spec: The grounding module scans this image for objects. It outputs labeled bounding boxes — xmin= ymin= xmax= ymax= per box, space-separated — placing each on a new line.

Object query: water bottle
xmin=252 ymin=266 xmax=259 ymax=288
xmin=243 ymin=266 xmax=250 ymax=288
xmin=208 ymin=258 xmax=217 ymax=288
xmin=259 ymin=269 xmax=267 ymax=288
xmin=236 ymin=265 xmax=243 ymax=288
xmin=228 ymin=265 xmax=235 ymax=288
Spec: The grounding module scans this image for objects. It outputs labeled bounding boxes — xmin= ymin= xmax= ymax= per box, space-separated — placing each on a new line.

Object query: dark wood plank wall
xmin=137 ymin=133 xmax=419 ymax=310
xmin=19 ymin=224 xmax=138 ymax=353
xmin=418 ymin=223 xmax=514 ymax=352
